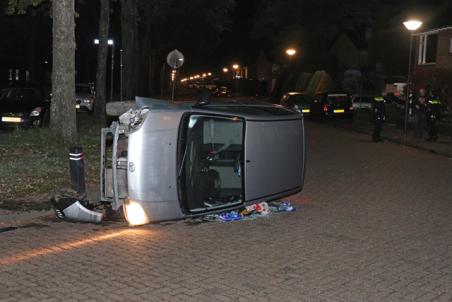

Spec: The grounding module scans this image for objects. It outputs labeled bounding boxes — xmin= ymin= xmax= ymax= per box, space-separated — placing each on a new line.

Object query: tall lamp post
xmin=94 ymin=38 xmax=114 ymax=103
xmin=286 ymin=48 xmax=297 ymax=66
xmin=232 ymin=64 xmax=239 ymax=96
xmin=403 ymin=20 xmax=422 ymax=139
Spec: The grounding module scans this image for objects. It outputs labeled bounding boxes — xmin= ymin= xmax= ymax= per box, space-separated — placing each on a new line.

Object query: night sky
xmin=1 ymin=0 xmax=452 ymax=87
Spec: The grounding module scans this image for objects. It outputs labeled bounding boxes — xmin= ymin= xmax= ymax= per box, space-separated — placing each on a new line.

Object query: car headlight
xmin=123 ymin=199 xmax=149 ymax=226
xmin=29 ymin=107 xmax=42 ymax=117
xmin=82 ymin=99 xmax=93 ymax=104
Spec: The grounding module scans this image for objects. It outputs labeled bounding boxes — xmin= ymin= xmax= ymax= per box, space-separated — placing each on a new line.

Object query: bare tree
xmin=94 ymin=0 xmax=110 ymax=123
xmin=120 ymin=0 xmax=139 ymax=100
xmin=51 ymin=0 xmax=77 ymax=141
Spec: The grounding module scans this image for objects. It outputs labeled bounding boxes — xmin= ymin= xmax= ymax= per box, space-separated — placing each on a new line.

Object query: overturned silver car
xmin=100 ymin=98 xmax=306 ymax=225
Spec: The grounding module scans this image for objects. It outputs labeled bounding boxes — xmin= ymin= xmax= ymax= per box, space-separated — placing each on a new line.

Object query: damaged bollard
xmin=69 ymin=146 xmax=86 ymax=196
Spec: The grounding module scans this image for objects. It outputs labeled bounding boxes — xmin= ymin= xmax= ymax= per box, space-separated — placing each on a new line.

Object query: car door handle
xmin=245 ymin=160 xmax=251 ymax=163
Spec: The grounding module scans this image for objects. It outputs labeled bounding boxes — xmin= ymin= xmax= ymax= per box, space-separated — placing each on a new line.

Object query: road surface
xmin=0 ymin=122 xmax=451 ymax=301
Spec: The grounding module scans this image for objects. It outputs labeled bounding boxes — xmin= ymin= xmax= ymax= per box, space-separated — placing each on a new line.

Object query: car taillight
xmin=349 ymin=105 xmax=354 ymax=110
xmin=323 ymin=104 xmax=329 ymax=112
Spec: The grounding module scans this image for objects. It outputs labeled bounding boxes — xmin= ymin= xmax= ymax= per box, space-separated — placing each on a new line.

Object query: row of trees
xmin=6 ymin=0 xmax=235 ymax=142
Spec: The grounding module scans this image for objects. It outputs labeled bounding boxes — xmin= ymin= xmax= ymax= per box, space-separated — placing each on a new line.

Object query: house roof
xmin=330 ymin=29 xmax=368 ymax=51
xmin=413 ymin=26 xmax=452 ymax=36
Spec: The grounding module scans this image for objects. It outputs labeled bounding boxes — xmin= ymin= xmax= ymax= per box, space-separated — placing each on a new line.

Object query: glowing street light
xmin=286 ymin=48 xmax=296 ymax=57
xmin=402 ymin=19 xmax=423 ymax=139
xmin=207 ymin=72 xmax=212 ymax=76
xmin=232 ymin=64 xmax=239 ymax=70
xmin=94 ymin=38 xmax=114 ymax=45
xmin=222 ymin=67 xmax=229 ymax=73
xmin=403 ymin=20 xmax=422 ymax=31
xmin=94 ymin=38 xmax=115 ymax=102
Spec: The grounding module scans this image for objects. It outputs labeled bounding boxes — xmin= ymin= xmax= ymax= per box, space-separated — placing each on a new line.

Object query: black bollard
xmin=69 ymin=146 xmax=86 ymax=196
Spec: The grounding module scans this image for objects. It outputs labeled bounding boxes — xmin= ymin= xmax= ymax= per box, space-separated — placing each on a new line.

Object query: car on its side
xmin=313 ymin=92 xmax=354 ymax=119
xmin=0 ymin=86 xmax=49 ymax=128
xmin=280 ymin=92 xmax=313 ymax=116
xmin=97 ymin=98 xmax=306 ymax=225
xmin=75 ymin=83 xmax=95 ymax=112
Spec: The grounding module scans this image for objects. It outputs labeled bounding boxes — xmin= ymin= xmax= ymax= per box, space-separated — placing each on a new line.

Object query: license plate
xmin=76 ymin=104 xmax=80 ymax=109
xmin=1 ymin=116 xmax=22 ymax=123
xmin=302 ymin=109 xmax=310 ymax=113
xmin=334 ymin=109 xmax=345 ymax=113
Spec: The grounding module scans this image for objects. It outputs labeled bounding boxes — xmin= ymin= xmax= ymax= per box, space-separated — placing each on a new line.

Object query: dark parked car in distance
xmin=280 ymin=92 xmax=313 ymax=116
xmin=0 ymin=86 xmax=49 ymax=128
xmin=313 ymin=92 xmax=354 ymax=119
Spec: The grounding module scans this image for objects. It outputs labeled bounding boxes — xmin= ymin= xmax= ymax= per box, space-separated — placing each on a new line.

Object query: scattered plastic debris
xmin=218 ymin=211 xmax=242 ymax=222
xmin=268 ymin=200 xmax=296 ymax=213
xmin=203 ymin=200 xmax=296 ymax=223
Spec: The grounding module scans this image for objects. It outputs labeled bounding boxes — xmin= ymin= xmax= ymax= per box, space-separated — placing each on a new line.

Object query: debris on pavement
xmin=202 ymin=201 xmax=296 ymax=223
xmin=268 ymin=200 xmax=296 ymax=213
xmin=217 ymin=211 xmax=242 ymax=222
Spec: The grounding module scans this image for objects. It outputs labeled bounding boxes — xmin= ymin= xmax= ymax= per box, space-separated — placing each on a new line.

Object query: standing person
xmin=372 ymin=95 xmax=386 ymax=142
xmin=414 ymin=88 xmax=428 ymax=139
xmin=426 ymin=94 xmax=442 ymax=141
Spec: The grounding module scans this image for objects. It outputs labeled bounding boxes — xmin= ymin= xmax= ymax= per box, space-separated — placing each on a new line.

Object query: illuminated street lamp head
xmin=94 ymin=38 xmax=114 ymax=45
xmin=403 ymin=20 xmax=422 ymax=31
xmin=222 ymin=67 xmax=229 ymax=73
xmin=232 ymin=64 xmax=239 ymax=70
xmin=286 ymin=48 xmax=296 ymax=56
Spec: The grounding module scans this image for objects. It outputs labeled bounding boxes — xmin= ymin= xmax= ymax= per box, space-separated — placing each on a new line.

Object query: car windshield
xmin=76 ymin=85 xmax=92 ymax=94
xmin=328 ymin=95 xmax=350 ymax=104
xmin=0 ymin=89 xmax=13 ymax=100
xmin=181 ymin=115 xmax=244 ymax=213
xmin=0 ymin=88 xmax=38 ymax=102
xmin=289 ymin=95 xmax=310 ymax=104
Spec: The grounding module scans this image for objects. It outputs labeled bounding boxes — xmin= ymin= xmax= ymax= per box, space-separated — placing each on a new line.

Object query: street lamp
xmin=286 ymin=48 xmax=296 ymax=57
xmin=286 ymin=48 xmax=297 ymax=66
xmin=232 ymin=64 xmax=239 ymax=79
xmin=222 ymin=67 xmax=229 ymax=73
xmin=402 ymin=19 xmax=422 ymax=139
xmin=94 ymin=38 xmax=115 ymax=103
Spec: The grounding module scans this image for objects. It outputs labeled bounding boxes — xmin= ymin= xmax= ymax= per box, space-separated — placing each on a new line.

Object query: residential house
xmin=412 ymin=27 xmax=452 ymax=105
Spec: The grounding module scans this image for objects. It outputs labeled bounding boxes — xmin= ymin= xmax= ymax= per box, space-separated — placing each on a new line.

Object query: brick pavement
xmin=0 ymin=122 xmax=451 ymax=301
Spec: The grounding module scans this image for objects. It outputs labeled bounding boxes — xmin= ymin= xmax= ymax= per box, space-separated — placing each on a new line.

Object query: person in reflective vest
xmin=414 ymin=88 xmax=428 ymax=139
xmin=426 ymin=96 xmax=441 ymax=141
xmin=372 ymin=96 xmax=386 ymax=142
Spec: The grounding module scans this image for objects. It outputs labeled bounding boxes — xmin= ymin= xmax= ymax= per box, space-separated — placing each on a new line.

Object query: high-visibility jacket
xmin=372 ymin=96 xmax=386 ymax=121
xmin=427 ymin=99 xmax=442 ymax=119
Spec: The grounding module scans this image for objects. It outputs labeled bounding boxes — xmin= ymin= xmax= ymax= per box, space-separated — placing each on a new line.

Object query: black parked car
xmin=0 ymin=86 xmax=50 ymax=128
xmin=280 ymin=92 xmax=313 ymax=116
xmin=313 ymin=92 xmax=354 ymax=119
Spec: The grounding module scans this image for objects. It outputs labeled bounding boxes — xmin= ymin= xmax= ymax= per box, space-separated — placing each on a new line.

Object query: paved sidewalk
xmin=0 ymin=123 xmax=451 ymax=301
xmin=332 ymin=115 xmax=452 ymax=157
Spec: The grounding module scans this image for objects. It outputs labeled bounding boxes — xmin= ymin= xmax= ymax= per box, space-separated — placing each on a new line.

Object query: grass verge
xmin=0 ymin=123 xmax=101 ymax=206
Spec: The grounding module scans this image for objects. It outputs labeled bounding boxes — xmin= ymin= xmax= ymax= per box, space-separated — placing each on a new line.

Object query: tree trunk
xmin=120 ymin=0 xmax=139 ymax=100
xmin=94 ymin=0 xmax=110 ymax=124
xmin=51 ymin=0 xmax=77 ymax=142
